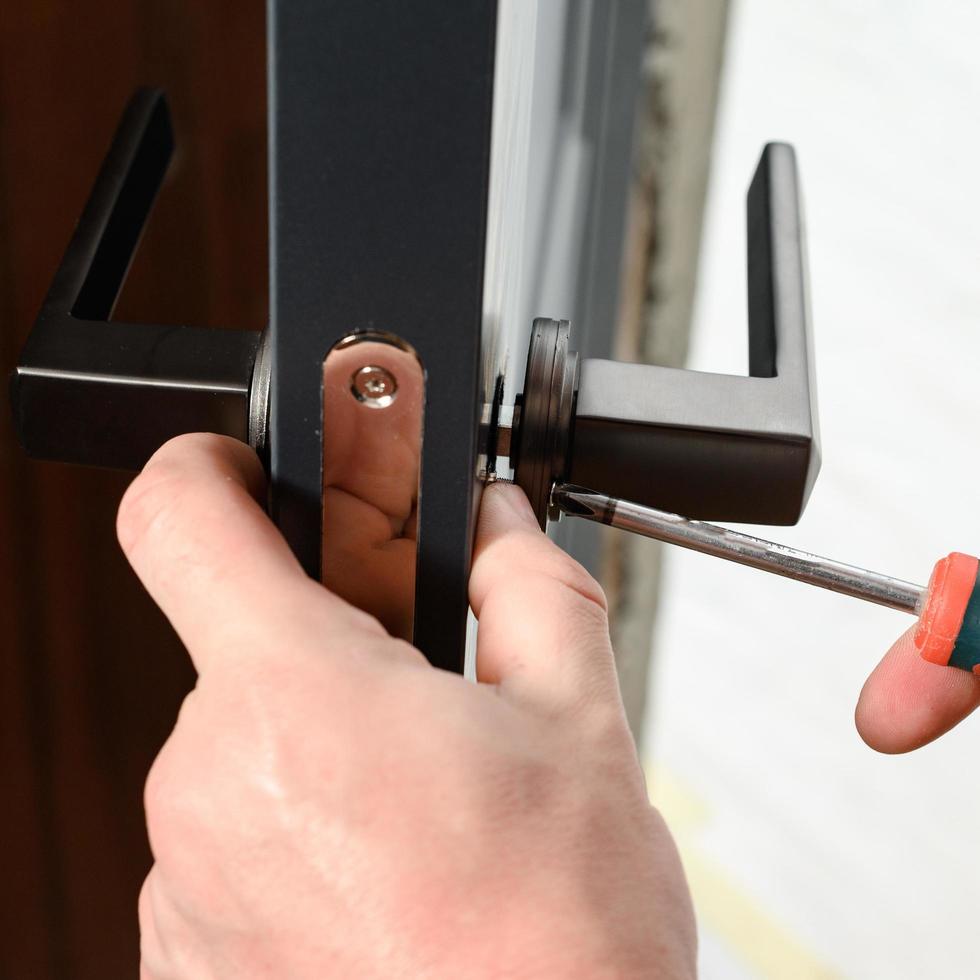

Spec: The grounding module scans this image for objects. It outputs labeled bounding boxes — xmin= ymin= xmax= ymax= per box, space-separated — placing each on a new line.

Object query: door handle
xmin=513 ymin=143 xmax=821 ymax=529
xmin=9 ymin=88 xmax=263 ymax=471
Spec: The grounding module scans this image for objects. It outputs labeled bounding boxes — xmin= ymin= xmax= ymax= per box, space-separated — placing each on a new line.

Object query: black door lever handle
xmin=515 ymin=143 xmax=821 ymax=528
xmin=10 ymin=88 xmax=263 ymax=471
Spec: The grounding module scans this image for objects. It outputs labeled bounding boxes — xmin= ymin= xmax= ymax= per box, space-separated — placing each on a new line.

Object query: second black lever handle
xmin=515 ymin=143 xmax=820 ymax=529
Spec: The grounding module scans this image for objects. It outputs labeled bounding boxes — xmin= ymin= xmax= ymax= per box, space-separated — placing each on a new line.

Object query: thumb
xmin=117 ymin=433 xmax=380 ymax=674
xmin=469 ymin=482 xmax=621 ymax=713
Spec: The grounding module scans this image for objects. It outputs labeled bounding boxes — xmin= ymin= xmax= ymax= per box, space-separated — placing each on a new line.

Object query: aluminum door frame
xmin=268 ymin=0 xmax=497 ymax=672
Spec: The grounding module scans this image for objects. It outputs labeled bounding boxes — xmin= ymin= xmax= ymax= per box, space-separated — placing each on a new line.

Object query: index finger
xmin=469 ymin=482 xmax=622 ymax=714
xmin=855 ymin=626 xmax=980 ymax=753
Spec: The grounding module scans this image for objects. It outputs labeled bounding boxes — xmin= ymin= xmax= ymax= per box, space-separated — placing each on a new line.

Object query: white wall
xmin=644 ymin=2 xmax=980 ymax=977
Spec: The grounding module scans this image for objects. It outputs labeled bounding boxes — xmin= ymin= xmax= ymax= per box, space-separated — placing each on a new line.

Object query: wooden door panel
xmin=0 ymin=4 xmax=265 ymax=974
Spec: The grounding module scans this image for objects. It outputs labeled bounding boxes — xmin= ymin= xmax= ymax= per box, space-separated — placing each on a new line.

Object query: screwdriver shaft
xmin=553 ymin=484 xmax=924 ymax=615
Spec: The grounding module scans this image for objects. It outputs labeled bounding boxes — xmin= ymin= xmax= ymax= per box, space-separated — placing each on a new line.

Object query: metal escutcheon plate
xmin=322 ymin=333 xmax=424 ymax=642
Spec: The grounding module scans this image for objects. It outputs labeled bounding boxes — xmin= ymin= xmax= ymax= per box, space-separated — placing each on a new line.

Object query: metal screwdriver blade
xmin=553 ymin=484 xmax=924 ymax=615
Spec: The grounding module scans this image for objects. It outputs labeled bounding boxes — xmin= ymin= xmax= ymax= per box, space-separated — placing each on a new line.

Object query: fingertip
xmin=470 ymin=480 xmax=617 ymax=707
xmin=119 ymin=433 xmax=266 ymax=557
xmin=472 ymin=481 xmax=607 ymax=618
xmin=116 ymin=433 xmax=308 ymax=670
xmin=855 ymin=626 xmax=980 ymax=753
xmin=142 ymin=432 xmax=265 ymax=498
xmin=477 ymin=481 xmax=540 ymax=537
xmin=854 ymin=661 xmax=919 ymax=755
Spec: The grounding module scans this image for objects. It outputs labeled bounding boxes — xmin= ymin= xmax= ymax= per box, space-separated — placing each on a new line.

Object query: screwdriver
xmin=552 ymin=484 xmax=980 ymax=674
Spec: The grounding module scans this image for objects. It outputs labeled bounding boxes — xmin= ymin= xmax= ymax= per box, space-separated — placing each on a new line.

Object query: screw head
xmin=350 ymin=365 xmax=398 ymax=408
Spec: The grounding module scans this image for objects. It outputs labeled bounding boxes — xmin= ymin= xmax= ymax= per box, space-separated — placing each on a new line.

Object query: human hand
xmin=856 ymin=626 xmax=980 ymax=752
xmin=120 ymin=434 xmax=696 ymax=979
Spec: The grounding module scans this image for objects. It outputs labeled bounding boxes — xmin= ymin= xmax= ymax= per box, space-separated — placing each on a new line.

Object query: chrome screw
xmin=350 ymin=365 xmax=398 ymax=408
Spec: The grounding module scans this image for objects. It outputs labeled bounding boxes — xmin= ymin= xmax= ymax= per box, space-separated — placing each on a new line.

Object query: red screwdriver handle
xmin=916 ymin=553 xmax=980 ymax=673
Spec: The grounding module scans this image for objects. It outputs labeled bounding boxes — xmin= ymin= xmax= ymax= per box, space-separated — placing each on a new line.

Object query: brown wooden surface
xmin=0 ymin=3 xmax=266 ymax=975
